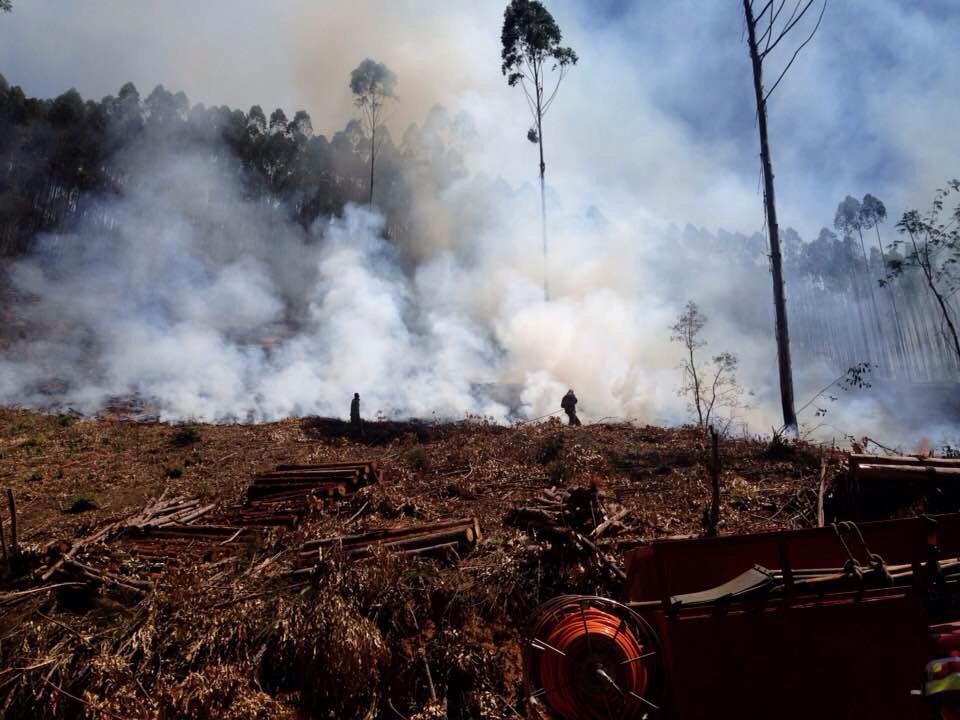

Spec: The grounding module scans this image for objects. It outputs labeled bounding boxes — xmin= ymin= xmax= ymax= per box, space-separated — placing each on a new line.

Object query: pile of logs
xmin=29 ymin=460 xmax=385 ymax=600
xmin=246 ymin=462 xmax=381 ymax=502
xmin=834 ymin=453 xmax=960 ymax=520
xmin=850 ymin=453 xmax=960 ymax=482
xmin=296 ymin=517 xmax=481 ymax=569
xmin=120 ymin=524 xmax=258 ymax=566
xmin=210 ymin=461 xmax=384 ymax=529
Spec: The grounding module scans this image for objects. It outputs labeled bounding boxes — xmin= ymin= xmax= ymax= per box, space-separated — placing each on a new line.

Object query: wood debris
xmin=296 ymin=517 xmax=481 ymax=569
xmin=28 ymin=460 xmax=385 ymax=600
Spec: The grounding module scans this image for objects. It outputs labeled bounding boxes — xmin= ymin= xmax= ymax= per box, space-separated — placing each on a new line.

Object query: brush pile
xmin=0 ymin=410 xmax=841 ymax=718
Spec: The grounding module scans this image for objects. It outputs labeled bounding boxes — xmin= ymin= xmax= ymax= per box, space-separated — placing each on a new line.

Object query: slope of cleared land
xmin=0 ymin=408 xmax=837 ymax=719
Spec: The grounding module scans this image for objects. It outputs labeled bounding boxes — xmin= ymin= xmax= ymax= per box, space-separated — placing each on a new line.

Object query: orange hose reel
xmin=525 ymin=595 xmax=662 ymax=720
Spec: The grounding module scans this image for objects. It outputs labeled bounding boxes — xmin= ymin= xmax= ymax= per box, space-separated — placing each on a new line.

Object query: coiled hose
xmin=525 ymin=595 xmax=661 ymax=720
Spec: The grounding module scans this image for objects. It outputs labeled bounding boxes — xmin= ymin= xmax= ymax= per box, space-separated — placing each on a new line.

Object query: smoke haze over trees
xmin=0 ymin=1 xmax=959 ymax=449
xmin=0 ymin=75 xmax=956 ymax=447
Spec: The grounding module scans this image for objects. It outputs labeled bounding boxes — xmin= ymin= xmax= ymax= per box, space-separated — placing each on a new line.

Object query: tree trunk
xmin=916 ymin=237 xmax=960 ymax=366
xmin=744 ymin=0 xmax=798 ymax=431
xmin=369 ymin=125 xmax=376 ymax=205
xmin=689 ymin=345 xmax=704 ymax=428
xmin=535 ymin=65 xmax=548 ymax=301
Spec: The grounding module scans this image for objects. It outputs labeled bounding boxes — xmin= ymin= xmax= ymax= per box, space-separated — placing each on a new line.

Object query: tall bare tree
xmin=501 ymin=0 xmax=577 ymax=301
xmin=350 ymin=58 xmax=398 ymax=205
xmin=742 ymin=0 xmax=827 ymax=432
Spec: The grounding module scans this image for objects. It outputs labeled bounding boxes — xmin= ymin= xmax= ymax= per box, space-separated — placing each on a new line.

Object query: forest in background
xmin=1 ymin=76 xmax=958 ymax=392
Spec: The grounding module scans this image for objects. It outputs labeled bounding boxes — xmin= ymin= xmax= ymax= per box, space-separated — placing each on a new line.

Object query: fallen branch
xmin=345 ymin=501 xmax=370 ymax=525
xmin=589 ymin=508 xmax=630 ymax=539
xmin=0 ymin=582 xmax=88 ymax=606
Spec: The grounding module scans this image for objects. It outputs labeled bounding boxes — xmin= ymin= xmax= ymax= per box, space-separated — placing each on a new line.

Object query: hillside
xmin=0 ymin=409 xmax=838 ymax=719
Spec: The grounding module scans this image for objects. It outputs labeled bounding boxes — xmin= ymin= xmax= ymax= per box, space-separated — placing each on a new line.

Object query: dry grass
xmin=0 ymin=408 xmax=838 ymax=718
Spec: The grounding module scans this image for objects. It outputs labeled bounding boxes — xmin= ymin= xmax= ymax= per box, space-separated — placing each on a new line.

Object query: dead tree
xmin=742 ymin=0 xmax=828 ymax=432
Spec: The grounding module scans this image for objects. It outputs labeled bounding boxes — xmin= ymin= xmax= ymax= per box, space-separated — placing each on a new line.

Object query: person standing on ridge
xmin=350 ymin=393 xmax=362 ymax=436
xmin=561 ymin=389 xmax=581 ymax=426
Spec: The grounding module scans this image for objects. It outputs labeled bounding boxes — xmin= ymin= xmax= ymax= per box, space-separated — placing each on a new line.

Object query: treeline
xmin=1 ymin=76 xmax=956 ymax=383
xmin=0 ymin=75 xmax=468 ymax=255
xmin=669 ymin=201 xmax=960 ymax=384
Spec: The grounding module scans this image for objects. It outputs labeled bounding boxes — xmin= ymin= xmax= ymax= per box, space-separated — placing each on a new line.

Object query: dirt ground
xmin=0 ymin=408 xmax=839 ymax=719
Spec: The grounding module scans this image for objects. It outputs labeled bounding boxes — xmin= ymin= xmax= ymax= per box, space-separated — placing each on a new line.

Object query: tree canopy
xmin=501 ymin=0 xmax=577 ymax=92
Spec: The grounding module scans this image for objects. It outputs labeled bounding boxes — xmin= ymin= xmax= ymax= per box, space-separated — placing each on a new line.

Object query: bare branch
xmin=753 ymin=0 xmax=776 ymax=22
xmin=762 ymin=0 xmax=789 ymax=51
xmin=540 ymin=68 xmax=567 ymax=116
xmin=518 ymin=81 xmax=538 ymax=121
xmin=761 ymin=0 xmax=816 ymax=59
xmin=771 ymin=0 xmax=794 ymax=26
xmin=763 ymin=0 xmax=827 ymax=102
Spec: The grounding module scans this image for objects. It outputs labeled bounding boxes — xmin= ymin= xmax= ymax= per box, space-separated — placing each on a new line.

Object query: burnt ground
xmin=0 ymin=408 xmax=840 ymax=719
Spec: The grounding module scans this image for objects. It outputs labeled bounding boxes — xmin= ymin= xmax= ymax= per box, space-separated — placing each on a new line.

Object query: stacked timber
xmin=850 ymin=454 xmax=960 ymax=482
xmin=27 ymin=459 xmax=387 ymax=603
xmin=247 ymin=461 xmax=382 ymax=502
xmin=297 ymin=517 xmax=481 ymax=566
xmin=119 ymin=525 xmax=258 ymax=564
xmin=835 ymin=453 xmax=960 ymax=521
xmin=211 ymin=460 xmax=384 ymax=528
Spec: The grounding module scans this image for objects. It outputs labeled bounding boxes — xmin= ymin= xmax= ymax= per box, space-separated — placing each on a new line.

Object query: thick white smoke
xmin=3 ymin=133 xmax=957 ymax=453
xmin=0 ymin=132 xmax=771 ymax=425
xmin=0 ymin=150 xmax=513 ymax=422
xmin=4 ymin=128 xmax=959 ymax=457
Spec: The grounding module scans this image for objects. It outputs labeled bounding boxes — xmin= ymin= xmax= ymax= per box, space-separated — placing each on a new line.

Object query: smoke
xmin=1 ymin=1 xmax=959 ymax=447
xmin=0 ymin=148 xmax=511 ymax=422
xmin=1 ymin=116 xmax=957 ymax=450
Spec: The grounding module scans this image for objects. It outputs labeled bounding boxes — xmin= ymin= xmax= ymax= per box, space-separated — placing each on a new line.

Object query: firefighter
xmin=561 ymin=389 xmax=581 ymax=426
xmin=350 ymin=392 xmax=362 ymax=435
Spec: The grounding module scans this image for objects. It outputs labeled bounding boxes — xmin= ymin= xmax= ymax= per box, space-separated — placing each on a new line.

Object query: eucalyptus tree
xmin=501 ymin=0 xmax=577 ymax=300
xmin=349 ymin=58 xmax=398 ymax=205
xmin=885 ymin=181 xmax=960 ymax=367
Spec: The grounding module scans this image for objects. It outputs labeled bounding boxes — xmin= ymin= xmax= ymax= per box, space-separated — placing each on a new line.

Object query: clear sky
xmin=1 ymin=0 xmax=958 ymax=239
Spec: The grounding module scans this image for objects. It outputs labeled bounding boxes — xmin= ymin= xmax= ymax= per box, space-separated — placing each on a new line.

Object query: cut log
xmin=62 ymin=559 xmax=152 ymax=590
xmin=314 ymin=527 xmax=474 ymax=558
xmin=590 ymin=508 xmax=630 ymax=539
xmin=276 ymin=462 xmax=377 ymax=471
xmin=850 ymin=454 xmax=960 ymax=469
xmin=254 ymin=470 xmax=360 ymax=483
xmin=855 ymin=464 xmax=960 ymax=482
xmin=304 ymin=518 xmax=479 ymax=550
xmin=248 ymin=482 xmax=347 ymax=499
xmin=345 ymin=541 xmax=463 ymax=560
